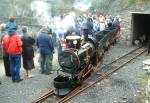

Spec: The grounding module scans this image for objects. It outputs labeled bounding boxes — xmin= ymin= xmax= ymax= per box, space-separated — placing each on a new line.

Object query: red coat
xmin=2 ymin=34 xmax=23 ymax=55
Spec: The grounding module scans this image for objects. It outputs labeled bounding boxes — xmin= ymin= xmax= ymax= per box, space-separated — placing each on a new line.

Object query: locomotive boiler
xmin=53 ymin=26 xmax=119 ymax=97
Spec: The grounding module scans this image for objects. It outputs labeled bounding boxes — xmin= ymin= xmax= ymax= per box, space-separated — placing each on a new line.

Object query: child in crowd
xmin=6 ymin=17 xmax=18 ymax=35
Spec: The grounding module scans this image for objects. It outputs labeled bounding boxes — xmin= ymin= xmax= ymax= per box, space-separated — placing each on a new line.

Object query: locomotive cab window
xmin=131 ymin=12 xmax=150 ymax=46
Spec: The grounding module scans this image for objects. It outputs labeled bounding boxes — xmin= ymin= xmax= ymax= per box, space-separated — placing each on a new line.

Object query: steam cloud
xmin=31 ymin=0 xmax=51 ymax=26
xmin=31 ymin=1 xmax=76 ymax=32
xmin=73 ymin=0 xmax=91 ymax=12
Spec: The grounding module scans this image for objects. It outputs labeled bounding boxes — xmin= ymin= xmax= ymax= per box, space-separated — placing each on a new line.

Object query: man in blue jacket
xmin=36 ymin=26 xmax=54 ymax=75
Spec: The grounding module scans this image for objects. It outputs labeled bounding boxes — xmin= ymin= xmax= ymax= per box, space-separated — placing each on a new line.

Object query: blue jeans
xmin=40 ymin=54 xmax=52 ymax=74
xmin=9 ymin=55 xmax=21 ymax=81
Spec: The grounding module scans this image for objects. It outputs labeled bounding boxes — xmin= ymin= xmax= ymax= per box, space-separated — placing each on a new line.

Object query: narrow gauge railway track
xmin=31 ymin=47 xmax=147 ymax=103
xmin=31 ymin=89 xmax=55 ymax=103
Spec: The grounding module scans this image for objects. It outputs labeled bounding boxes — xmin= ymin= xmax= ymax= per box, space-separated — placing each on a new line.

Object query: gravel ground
xmin=0 ymin=51 xmax=59 ymax=103
xmin=0 ymin=41 xmax=148 ymax=103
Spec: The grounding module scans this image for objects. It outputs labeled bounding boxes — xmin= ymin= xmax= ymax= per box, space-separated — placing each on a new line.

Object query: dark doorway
xmin=131 ymin=12 xmax=150 ymax=45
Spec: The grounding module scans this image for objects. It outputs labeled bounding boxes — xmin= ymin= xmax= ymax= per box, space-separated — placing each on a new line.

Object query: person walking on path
xmin=2 ymin=17 xmax=23 ymax=83
xmin=36 ymin=26 xmax=54 ymax=75
xmin=21 ymin=26 xmax=35 ymax=78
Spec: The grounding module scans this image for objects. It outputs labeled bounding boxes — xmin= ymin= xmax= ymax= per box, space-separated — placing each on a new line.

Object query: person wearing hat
xmin=21 ymin=26 xmax=35 ymax=78
xmin=36 ymin=26 xmax=54 ymax=75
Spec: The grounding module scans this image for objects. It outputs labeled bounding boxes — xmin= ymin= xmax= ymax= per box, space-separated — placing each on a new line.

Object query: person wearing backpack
xmin=3 ymin=18 xmax=23 ymax=83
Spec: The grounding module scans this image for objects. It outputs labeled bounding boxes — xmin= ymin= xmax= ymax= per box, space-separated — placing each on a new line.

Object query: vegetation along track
xmin=31 ymin=47 xmax=147 ymax=103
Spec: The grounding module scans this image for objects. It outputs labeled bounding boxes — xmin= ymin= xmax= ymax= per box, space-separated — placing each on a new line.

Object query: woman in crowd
xmin=21 ymin=26 xmax=35 ymax=78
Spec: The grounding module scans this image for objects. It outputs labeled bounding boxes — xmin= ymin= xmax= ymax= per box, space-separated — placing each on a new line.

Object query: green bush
xmin=128 ymin=0 xmax=150 ymax=5
xmin=139 ymin=74 xmax=149 ymax=86
xmin=135 ymin=74 xmax=150 ymax=103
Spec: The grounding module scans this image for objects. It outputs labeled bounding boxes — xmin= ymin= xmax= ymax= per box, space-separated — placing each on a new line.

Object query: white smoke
xmin=73 ymin=0 xmax=91 ymax=12
xmin=60 ymin=12 xmax=76 ymax=30
xmin=31 ymin=0 xmax=51 ymax=26
xmin=54 ymin=12 xmax=76 ymax=32
xmin=30 ymin=1 xmax=76 ymax=31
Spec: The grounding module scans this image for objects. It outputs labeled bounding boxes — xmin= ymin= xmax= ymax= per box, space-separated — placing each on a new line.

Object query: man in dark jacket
xmin=36 ymin=26 xmax=54 ymax=75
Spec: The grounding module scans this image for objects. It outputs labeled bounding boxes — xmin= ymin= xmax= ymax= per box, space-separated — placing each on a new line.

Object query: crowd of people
xmin=0 ymin=17 xmax=54 ymax=83
xmin=56 ymin=12 xmax=121 ymax=53
xmin=0 ymin=12 xmax=121 ymax=84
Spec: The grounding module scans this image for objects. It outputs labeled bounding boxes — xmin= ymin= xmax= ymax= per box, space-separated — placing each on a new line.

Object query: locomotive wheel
xmin=108 ymin=44 xmax=111 ymax=50
xmin=104 ymin=42 xmax=110 ymax=52
xmin=104 ymin=47 xmax=109 ymax=52
xmin=99 ymin=52 xmax=104 ymax=60
xmin=79 ymin=77 xmax=86 ymax=86
xmin=77 ymin=74 xmax=89 ymax=86
xmin=114 ymin=39 xmax=117 ymax=44
xmin=77 ymin=66 xmax=92 ymax=86
xmin=112 ymin=39 xmax=117 ymax=45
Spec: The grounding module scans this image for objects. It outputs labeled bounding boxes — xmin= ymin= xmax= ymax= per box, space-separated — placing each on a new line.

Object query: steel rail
xmin=31 ymin=89 xmax=55 ymax=103
xmin=103 ymin=47 xmax=142 ymax=66
xmin=93 ymin=47 xmax=142 ymax=73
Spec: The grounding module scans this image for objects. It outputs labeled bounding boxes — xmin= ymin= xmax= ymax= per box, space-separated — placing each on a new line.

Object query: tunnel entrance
xmin=131 ymin=12 xmax=150 ymax=45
